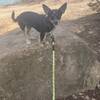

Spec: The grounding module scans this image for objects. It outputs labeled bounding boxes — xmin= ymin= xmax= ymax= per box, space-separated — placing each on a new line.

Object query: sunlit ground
xmin=0 ymin=0 xmax=91 ymax=36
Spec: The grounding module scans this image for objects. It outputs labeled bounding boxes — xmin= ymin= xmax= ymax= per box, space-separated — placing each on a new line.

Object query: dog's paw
xmin=40 ymin=41 xmax=45 ymax=47
xmin=46 ymin=41 xmax=50 ymax=45
xmin=26 ymin=39 xmax=31 ymax=45
xmin=40 ymin=43 xmax=44 ymax=47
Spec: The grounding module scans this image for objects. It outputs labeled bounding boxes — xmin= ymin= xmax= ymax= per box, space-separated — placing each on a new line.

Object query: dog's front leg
xmin=40 ymin=33 xmax=46 ymax=46
xmin=45 ymin=33 xmax=51 ymax=45
xmin=24 ymin=27 xmax=31 ymax=45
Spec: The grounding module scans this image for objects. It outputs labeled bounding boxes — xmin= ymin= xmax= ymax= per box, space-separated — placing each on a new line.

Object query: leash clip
xmin=51 ymin=35 xmax=55 ymax=51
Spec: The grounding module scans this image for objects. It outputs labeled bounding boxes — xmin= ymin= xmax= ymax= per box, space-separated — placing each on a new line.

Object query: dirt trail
xmin=0 ymin=1 xmax=100 ymax=100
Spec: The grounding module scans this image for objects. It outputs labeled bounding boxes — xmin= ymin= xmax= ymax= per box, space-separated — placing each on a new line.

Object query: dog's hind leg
xmin=18 ymin=22 xmax=31 ymax=45
xmin=27 ymin=28 xmax=35 ymax=40
xmin=24 ymin=27 xmax=31 ymax=45
xmin=40 ymin=33 xmax=46 ymax=46
xmin=40 ymin=33 xmax=46 ymax=42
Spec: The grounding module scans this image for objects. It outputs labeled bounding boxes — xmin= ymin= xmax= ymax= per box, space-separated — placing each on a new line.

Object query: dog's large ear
xmin=59 ymin=3 xmax=67 ymax=14
xmin=42 ymin=4 xmax=52 ymax=15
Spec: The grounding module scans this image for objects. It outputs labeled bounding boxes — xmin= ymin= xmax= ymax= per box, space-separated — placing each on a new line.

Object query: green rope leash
xmin=52 ymin=36 xmax=56 ymax=100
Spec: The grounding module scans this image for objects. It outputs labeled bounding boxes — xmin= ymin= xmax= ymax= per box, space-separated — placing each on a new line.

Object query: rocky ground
xmin=0 ymin=0 xmax=100 ymax=100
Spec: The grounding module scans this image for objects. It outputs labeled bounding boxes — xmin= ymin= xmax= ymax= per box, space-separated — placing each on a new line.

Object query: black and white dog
xmin=11 ymin=3 xmax=67 ymax=44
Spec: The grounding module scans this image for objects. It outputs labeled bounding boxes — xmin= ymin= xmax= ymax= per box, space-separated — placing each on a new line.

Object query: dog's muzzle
xmin=54 ymin=20 xmax=58 ymax=25
xmin=51 ymin=20 xmax=59 ymax=26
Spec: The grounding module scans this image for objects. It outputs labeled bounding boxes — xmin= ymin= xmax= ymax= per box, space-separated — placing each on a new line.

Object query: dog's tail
xmin=11 ymin=11 xmax=17 ymax=22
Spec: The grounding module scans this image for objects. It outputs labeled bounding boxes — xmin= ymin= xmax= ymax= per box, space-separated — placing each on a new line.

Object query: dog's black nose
xmin=54 ymin=21 xmax=58 ymax=25
xmin=55 ymin=21 xmax=58 ymax=25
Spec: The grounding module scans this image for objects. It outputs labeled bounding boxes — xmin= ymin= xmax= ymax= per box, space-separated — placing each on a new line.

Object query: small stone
xmin=79 ymin=92 xmax=83 ymax=96
xmin=92 ymin=98 xmax=96 ymax=100
xmin=85 ymin=95 xmax=90 ymax=100
xmin=72 ymin=94 xmax=77 ymax=99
